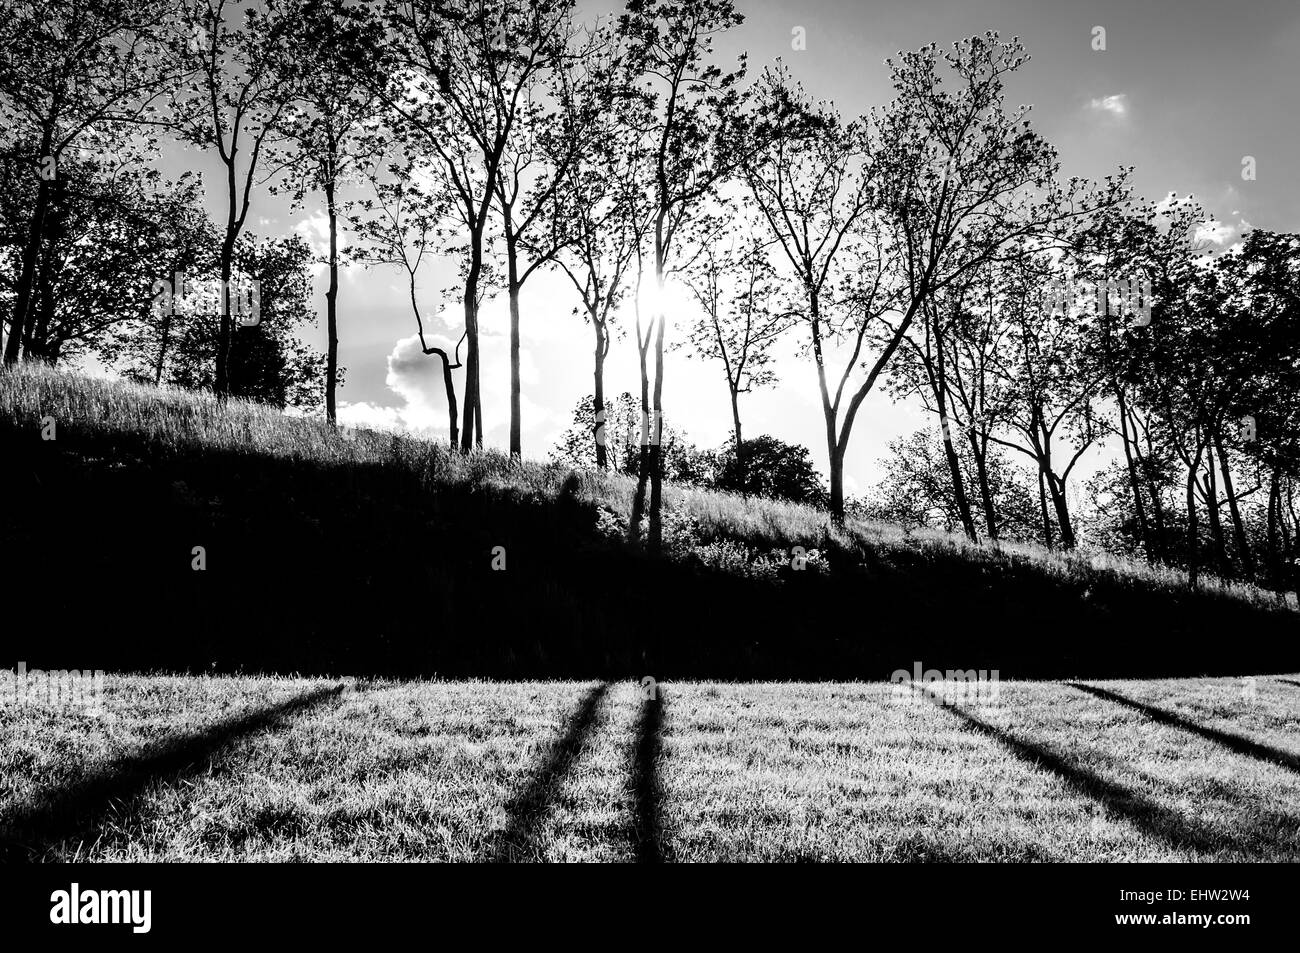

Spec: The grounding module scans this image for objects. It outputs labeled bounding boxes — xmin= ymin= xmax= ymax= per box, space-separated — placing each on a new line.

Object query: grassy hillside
xmin=1 ymin=364 xmax=1295 ymax=679
xmin=3 ymin=674 xmax=1299 ymax=861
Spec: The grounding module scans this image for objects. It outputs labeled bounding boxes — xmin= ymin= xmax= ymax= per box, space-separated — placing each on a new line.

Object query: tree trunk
xmin=29 ymin=230 xmax=57 ymax=360
xmin=808 ymin=292 xmax=843 ymax=522
xmin=215 ymin=235 xmax=236 ymax=397
xmin=647 ymin=269 xmax=667 ymax=553
xmin=438 ymin=352 xmax=458 ymax=448
xmin=1037 ymin=468 xmax=1054 ymax=549
xmin=940 ymin=414 xmax=978 ymax=542
xmin=629 ymin=287 xmax=651 ymax=544
xmin=507 ymin=282 xmax=520 ymax=459
xmin=1267 ymin=469 xmax=1282 ymax=591
xmin=729 ymin=386 xmax=745 ymax=484
xmin=460 ymin=237 xmax=482 ymax=452
xmin=1047 ymin=472 xmax=1076 ymax=549
xmin=1214 ymin=432 xmax=1252 ymax=577
xmin=929 ymin=305 xmax=976 ymax=542
xmin=1203 ymin=444 xmax=1230 ymax=577
xmin=4 ymin=152 xmax=53 ymax=365
xmin=828 ymin=450 xmax=844 ymax=521
xmin=1117 ymin=394 xmax=1152 ymax=560
xmin=968 ymin=430 xmax=998 ymax=541
xmin=503 ymin=205 xmax=522 ymax=461
xmin=1186 ymin=450 xmax=1203 ymax=589
xmin=592 ymin=315 xmax=607 ymax=470
xmin=324 ymin=174 xmax=340 ymax=424
xmin=1281 ymin=476 xmax=1296 ymax=588
xmin=154 ymin=295 xmax=174 ymax=386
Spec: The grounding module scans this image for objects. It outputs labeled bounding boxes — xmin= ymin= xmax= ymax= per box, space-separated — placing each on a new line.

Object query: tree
xmin=551 ymin=390 xmax=708 ymax=483
xmin=679 ymin=206 xmax=794 ymax=465
xmin=4 ymin=153 xmax=209 ymax=366
xmin=551 ymin=79 xmax=649 ymax=470
xmin=1215 ymin=231 xmax=1300 ymax=590
xmin=0 ymin=0 xmax=170 ymax=364
xmin=618 ymin=0 xmax=792 ymax=550
xmin=166 ymin=0 xmax=298 ymax=397
xmin=367 ymin=0 xmax=576 ymax=451
xmin=713 ymin=434 xmax=826 ymax=506
xmin=744 ymin=69 xmax=884 ymax=523
xmin=274 ymin=0 xmax=376 ymax=422
xmin=121 ymin=233 xmax=325 ymax=410
xmin=980 ymin=247 xmax=1107 ymax=549
xmin=889 ymin=276 xmax=984 ymax=542
xmin=350 ymin=167 xmax=464 ymax=446
xmin=492 ymin=10 xmax=607 ymax=459
xmin=864 ymin=427 xmax=1038 ymax=539
xmin=864 ymin=34 xmax=1126 ymax=535
xmin=1131 ymin=225 xmax=1300 ymax=587
xmin=551 ymin=391 xmax=639 ymax=474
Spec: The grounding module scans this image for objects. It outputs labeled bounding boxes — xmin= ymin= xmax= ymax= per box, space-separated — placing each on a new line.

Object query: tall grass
xmin=1 ymin=361 xmax=1293 ymax=616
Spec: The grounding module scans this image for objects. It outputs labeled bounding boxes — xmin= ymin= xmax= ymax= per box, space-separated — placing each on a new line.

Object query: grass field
xmin=3 ymin=367 xmax=1298 ymax=862
xmin=3 ymin=674 xmax=1298 ymax=862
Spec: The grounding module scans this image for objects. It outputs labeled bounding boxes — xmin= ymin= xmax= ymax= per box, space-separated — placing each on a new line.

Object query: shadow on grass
xmin=488 ymin=682 xmax=608 ymax=863
xmin=1069 ymin=683 xmax=1300 ymax=775
xmin=631 ymin=687 xmax=666 ymax=863
xmin=1276 ymin=679 xmax=1300 ymax=690
xmin=0 ymin=684 xmax=344 ymax=862
xmin=915 ymin=685 xmax=1248 ymax=857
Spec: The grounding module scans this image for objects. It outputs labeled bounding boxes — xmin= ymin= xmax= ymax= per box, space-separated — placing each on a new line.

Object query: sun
xmin=635 ymin=274 xmax=693 ymax=326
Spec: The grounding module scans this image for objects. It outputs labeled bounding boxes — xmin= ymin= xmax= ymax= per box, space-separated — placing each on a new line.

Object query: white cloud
xmin=340 ymin=331 xmax=560 ymax=447
xmin=1086 ymin=94 xmax=1129 ymax=118
xmin=293 ymin=211 xmax=336 ymax=276
xmin=1195 ymin=219 xmax=1238 ymax=247
xmin=336 ymin=401 xmax=406 ymax=432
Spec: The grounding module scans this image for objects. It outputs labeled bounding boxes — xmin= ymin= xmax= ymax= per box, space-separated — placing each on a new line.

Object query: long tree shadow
xmin=631 ymin=686 xmax=666 ymax=863
xmin=0 ymin=684 xmax=345 ymax=861
xmin=1276 ymin=679 xmax=1300 ymax=690
xmin=488 ymin=682 xmax=609 ymax=863
xmin=1069 ymin=683 xmax=1300 ymax=775
xmin=913 ymin=685 xmax=1250 ymax=857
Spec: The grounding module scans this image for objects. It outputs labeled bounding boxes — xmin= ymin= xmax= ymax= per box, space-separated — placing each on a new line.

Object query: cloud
xmin=293 ymin=211 xmax=336 ymax=276
xmin=340 ymin=331 xmax=559 ymax=448
xmin=1086 ymin=94 xmax=1129 ymax=118
xmin=1194 ymin=219 xmax=1238 ymax=247
xmin=336 ymin=401 xmax=406 ymax=432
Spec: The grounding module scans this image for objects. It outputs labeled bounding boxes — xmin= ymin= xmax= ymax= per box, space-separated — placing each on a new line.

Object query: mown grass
xmin=2 ymin=673 xmax=1298 ymax=861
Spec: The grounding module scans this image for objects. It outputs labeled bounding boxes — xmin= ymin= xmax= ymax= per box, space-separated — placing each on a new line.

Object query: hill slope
xmin=1 ymin=365 xmax=1295 ymax=678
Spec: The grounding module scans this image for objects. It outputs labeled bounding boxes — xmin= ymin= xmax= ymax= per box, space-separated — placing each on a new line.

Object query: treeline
xmin=1 ymin=0 xmax=1296 ymax=595
xmin=862 ymin=220 xmax=1300 ymax=595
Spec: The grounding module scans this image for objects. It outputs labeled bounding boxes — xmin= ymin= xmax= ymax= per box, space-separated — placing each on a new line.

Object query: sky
xmin=148 ymin=0 xmax=1300 ymax=499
